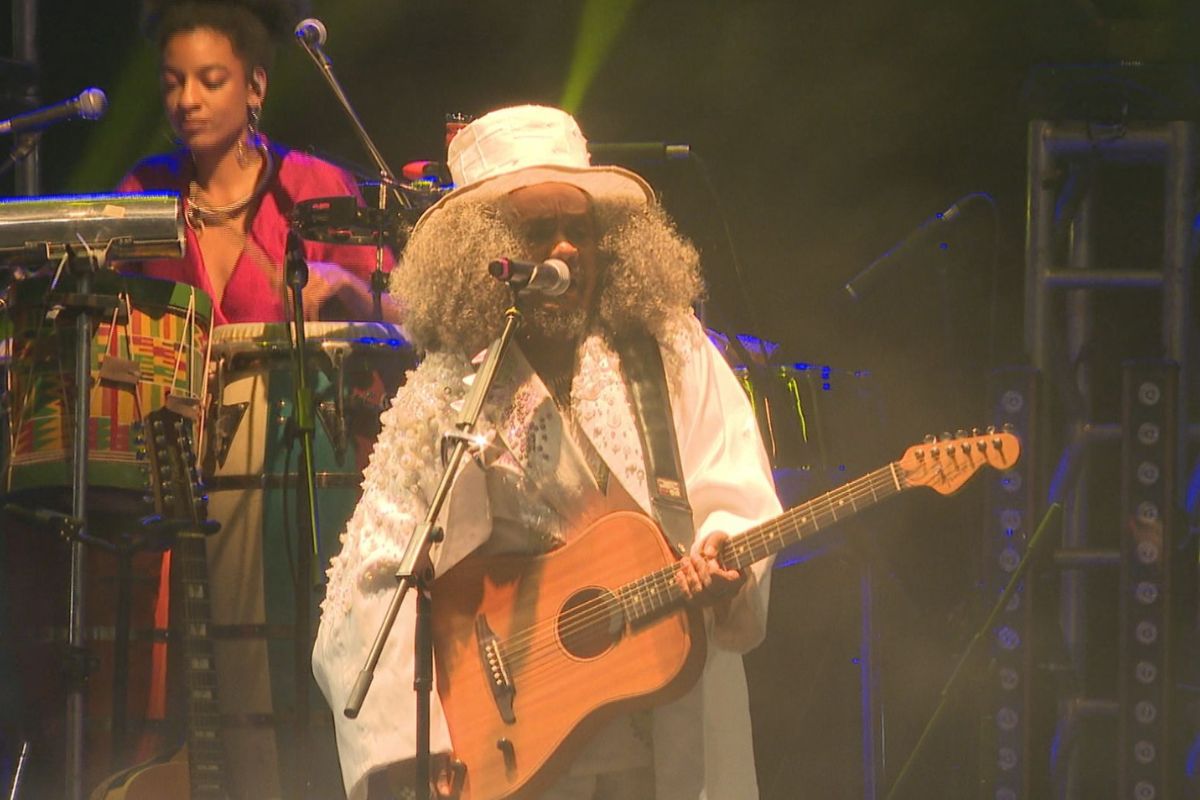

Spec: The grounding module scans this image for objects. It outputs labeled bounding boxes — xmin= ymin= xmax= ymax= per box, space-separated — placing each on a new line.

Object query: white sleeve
xmin=667 ymin=316 xmax=783 ymax=653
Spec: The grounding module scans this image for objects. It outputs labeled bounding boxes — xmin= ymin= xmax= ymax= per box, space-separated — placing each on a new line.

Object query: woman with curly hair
xmin=119 ymin=0 xmax=397 ymax=324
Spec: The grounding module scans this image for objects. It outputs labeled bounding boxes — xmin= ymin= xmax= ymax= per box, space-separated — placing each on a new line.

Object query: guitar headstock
xmin=897 ymin=426 xmax=1020 ymax=495
xmin=145 ymin=407 xmax=208 ymax=524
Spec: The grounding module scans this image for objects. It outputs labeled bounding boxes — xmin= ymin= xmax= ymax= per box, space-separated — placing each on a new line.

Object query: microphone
xmin=295 ymin=17 xmax=327 ymax=46
xmin=0 ymin=88 xmax=107 ymax=136
xmin=488 ymin=258 xmax=571 ymax=296
xmin=842 ymin=199 xmax=968 ymax=302
xmin=294 ymin=18 xmax=332 ymax=67
xmin=588 ymin=142 xmax=690 ymax=164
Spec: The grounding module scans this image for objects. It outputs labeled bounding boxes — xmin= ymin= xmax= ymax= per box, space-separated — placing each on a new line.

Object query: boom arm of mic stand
xmin=297 ymin=41 xmax=402 ymax=320
xmin=297 ymin=42 xmax=402 ymax=198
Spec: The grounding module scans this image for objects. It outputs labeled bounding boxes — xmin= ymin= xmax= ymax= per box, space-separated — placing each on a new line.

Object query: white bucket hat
xmin=413 ymin=105 xmax=654 ymax=229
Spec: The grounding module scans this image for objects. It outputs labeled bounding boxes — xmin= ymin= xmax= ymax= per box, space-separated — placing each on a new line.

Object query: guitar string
xmin=496 ymin=468 xmax=911 ymax=687
xmin=494 ymin=465 xmax=906 ymax=660
xmin=495 ymin=441 xmax=995 ymax=676
xmin=492 ymin=465 xmax=913 ymax=671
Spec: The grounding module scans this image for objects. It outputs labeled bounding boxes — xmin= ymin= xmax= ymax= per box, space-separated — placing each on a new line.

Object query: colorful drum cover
xmin=201 ymin=320 xmax=414 ymax=799
xmin=4 ymin=272 xmax=211 ymax=511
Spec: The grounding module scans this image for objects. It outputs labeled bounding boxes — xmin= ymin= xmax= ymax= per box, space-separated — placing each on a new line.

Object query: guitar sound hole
xmin=557 ymin=587 xmax=622 ymax=660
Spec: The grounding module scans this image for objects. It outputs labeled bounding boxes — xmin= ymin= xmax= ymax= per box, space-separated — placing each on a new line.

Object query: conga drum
xmin=5 ymin=271 xmax=211 ymax=520
xmin=201 ymin=321 xmax=415 ymax=799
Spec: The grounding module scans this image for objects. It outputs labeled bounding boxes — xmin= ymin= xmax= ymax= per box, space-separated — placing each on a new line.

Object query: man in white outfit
xmin=313 ymin=105 xmax=782 ymax=800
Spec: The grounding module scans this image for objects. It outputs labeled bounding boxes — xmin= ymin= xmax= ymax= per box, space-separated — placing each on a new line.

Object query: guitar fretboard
xmin=176 ymin=529 xmax=227 ymax=798
xmin=615 ymin=463 xmax=906 ymax=626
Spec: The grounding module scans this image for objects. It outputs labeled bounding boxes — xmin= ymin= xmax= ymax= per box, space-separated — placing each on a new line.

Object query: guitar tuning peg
xmin=986 ymin=424 xmax=996 ymax=435
xmin=924 ymin=433 xmax=936 ymax=445
xmin=971 ymin=427 xmax=980 ymax=437
xmin=941 ymin=431 xmax=953 ymax=442
xmin=1002 ymin=422 xmax=1015 ymax=433
xmin=955 ymin=428 xmax=967 ymax=439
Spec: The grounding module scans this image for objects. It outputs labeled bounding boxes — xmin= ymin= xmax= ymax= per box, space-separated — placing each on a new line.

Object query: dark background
xmin=4 ymin=0 xmax=1200 ymax=797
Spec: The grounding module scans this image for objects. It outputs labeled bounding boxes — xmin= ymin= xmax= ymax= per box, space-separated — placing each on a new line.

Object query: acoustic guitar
xmin=90 ymin=408 xmax=228 ymax=800
xmin=431 ymin=428 xmax=1020 ymax=800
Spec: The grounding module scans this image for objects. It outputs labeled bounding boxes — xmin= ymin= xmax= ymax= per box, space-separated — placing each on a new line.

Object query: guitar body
xmin=429 ymin=428 xmax=1021 ymax=800
xmin=432 ymin=511 xmax=705 ymax=800
xmin=89 ymin=746 xmax=188 ymax=800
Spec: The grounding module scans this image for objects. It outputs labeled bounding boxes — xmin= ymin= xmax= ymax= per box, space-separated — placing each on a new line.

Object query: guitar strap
xmin=614 ymin=328 xmax=696 ymax=548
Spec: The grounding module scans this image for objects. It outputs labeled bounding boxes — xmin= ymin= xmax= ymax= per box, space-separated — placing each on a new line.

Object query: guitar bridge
xmin=475 ymin=615 xmax=516 ymax=724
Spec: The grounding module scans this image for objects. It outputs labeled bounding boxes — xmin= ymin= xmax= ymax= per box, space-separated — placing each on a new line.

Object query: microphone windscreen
xmin=78 ymin=88 xmax=107 ymax=120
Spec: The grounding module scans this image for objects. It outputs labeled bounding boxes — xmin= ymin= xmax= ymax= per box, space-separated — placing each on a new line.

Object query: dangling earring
xmin=237 ymin=103 xmax=263 ymax=167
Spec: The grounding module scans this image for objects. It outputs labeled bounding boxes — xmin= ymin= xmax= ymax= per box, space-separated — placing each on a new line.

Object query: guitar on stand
xmin=90 ymin=408 xmax=227 ymax=800
xmin=431 ymin=428 xmax=1020 ymax=800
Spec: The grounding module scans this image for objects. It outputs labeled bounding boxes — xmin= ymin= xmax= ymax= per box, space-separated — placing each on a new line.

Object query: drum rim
xmin=209 ymin=320 xmax=408 ymax=348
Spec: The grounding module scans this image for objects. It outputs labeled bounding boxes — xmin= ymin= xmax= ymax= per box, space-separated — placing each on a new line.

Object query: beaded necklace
xmin=185 ymin=143 xmax=274 ymax=232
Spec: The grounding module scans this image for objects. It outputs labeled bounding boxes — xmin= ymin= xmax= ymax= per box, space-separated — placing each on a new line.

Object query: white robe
xmin=313 ymin=313 xmax=782 ymax=800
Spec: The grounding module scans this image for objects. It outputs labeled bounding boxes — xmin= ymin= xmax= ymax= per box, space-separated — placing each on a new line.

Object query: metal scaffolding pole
xmin=1020 ymin=116 xmax=1195 ymax=800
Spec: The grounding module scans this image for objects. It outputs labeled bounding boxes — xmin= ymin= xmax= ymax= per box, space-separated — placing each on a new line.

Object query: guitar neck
xmin=151 ymin=406 xmax=227 ymax=798
xmin=617 ymin=463 xmax=906 ymax=626
xmin=719 ymin=462 xmax=905 ymax=571
xmin=175 ymin=529 xmax=227 ymax=799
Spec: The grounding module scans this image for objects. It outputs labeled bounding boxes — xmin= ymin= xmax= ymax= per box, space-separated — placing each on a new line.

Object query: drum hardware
xmin=316 ymin=399 xmax=348 ymax=464
xmin=209 ymin=403 xmax=248 ymax=469
xmin=0 ymin=193 xmax=185 ymax=800
xmin=290 ymin=194 xmax=406 ymax=250
xmin=318 ymin=338 xmax=352 ymax=464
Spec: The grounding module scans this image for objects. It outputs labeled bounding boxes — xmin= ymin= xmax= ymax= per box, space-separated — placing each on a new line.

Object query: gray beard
xmin=525 ymin=304 xmax=590 ymax=340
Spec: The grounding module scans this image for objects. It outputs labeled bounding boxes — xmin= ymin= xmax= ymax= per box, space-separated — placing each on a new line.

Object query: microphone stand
xmin=284 ymin=230 xmax=322 ymax=798
xmin=344 ymin=295 xmax=526 ymax=800
xmin=883 ymin=502 xmax=1062 ymax=800
xmin=295 ymin=30 xmax=406 ymax=321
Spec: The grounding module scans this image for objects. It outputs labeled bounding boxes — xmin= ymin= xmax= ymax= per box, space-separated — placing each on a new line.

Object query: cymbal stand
xmin=344 ymin=294 xmax=525 ymax=799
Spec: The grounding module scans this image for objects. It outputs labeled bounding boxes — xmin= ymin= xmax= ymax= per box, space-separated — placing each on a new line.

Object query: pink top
xmin=117 ymin=141 xmax=389 ymax=326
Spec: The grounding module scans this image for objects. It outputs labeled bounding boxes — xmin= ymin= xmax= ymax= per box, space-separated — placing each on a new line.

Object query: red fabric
xmin=116 ymin=140 xmax=390 ymax=325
